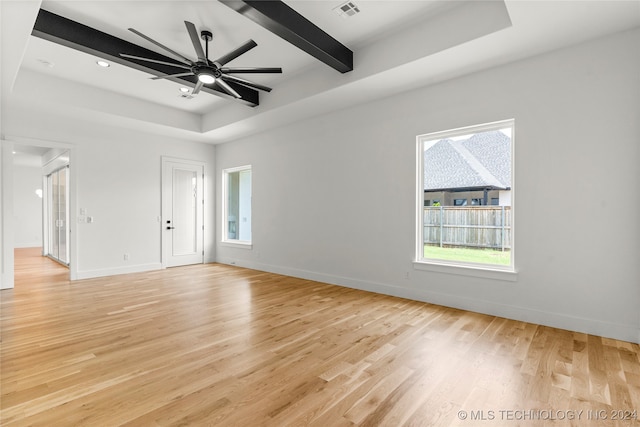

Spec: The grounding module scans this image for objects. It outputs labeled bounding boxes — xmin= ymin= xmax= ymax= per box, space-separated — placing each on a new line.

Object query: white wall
xmin=0 ymin=141 xmax=16 ymax=289
xmin=76 ymin=130 xmax=216 ymax=279
xmin=216 ymin=28 xmax=640 ymax=343
xmin=13 ymin=164 xmax=43 ymax=248
xmin=498 ymin=190 xmax=510 ymax=207
xmin=2 ymin=116 xmax=216 ymax=280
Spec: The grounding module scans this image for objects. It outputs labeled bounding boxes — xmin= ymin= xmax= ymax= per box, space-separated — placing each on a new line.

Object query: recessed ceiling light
xmin=96 ymin=60 xmax=110 ymax=68
xmin=37 ymin=59 xmax=55 ymax=68
xmin=179 ymin=87 xmax=190 ymax=93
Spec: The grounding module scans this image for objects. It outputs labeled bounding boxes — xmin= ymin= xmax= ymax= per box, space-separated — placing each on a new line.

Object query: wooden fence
xmin=424 ymin=206 xmax=511 ymax=250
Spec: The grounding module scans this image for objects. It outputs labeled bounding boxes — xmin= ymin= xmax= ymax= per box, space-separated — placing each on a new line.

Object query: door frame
xmin=1 ymin=138 xmax=77 ymax=289
xmin=161 ymin=156 xmax=205 ymax=268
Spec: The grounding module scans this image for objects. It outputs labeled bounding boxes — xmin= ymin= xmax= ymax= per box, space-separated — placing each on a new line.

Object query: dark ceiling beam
xmin=31 ymin=9 xmax=259 ymax=107
xmin=219 ymin=0 xmax=353 ymax=73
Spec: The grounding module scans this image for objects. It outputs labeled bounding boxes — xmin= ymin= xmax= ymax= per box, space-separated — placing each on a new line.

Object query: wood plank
xmin=219 ymin=0 xmax=353 ymax=73
xmin=32 ymin=9 xmax=259 ymax=106
xmin=2 ymin=250 xmax=639 ymax=426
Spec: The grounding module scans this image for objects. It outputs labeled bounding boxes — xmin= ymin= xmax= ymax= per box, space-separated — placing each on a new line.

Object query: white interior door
xmin=162 ymin=159 xmax=204 ymax=267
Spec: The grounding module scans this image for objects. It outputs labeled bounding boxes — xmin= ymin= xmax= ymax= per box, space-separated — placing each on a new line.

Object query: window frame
xmin=221 ymin=165 xmax=252 ymax=248
xmin=414 ymin=119 xmax=517 ymax=281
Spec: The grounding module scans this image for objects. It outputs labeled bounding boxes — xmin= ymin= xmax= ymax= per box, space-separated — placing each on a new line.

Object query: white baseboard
xmin=216 ymin=257 xmax=640 ymax=344
xmin=0 ymin=272 xmax=14 ymax=290
xmin=14 ymin=242 xmax=42 ymax=249
xmin=76 ymin=263 xmax=163 ymax=280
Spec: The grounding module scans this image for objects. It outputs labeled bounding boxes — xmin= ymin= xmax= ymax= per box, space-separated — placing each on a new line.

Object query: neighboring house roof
xmin=424 ymin=130 xmax=511 ymax=191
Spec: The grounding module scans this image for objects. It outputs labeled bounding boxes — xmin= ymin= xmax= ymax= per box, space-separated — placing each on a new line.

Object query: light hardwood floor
xmin=2 ymin=248 xmax=639 ymax=426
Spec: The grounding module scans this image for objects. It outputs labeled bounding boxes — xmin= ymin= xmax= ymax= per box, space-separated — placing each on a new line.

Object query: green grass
xmin=424 ymin=245 xmax=510 ymax=265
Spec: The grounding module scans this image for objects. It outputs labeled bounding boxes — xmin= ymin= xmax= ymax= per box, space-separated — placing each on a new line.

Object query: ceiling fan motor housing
xmin=121 ymin=20 xmax=282 ymax=101
xmin=193 ymin=64 xmax=221 ymax=78
xmin=200 ymin=30 xmax=213 ymax=42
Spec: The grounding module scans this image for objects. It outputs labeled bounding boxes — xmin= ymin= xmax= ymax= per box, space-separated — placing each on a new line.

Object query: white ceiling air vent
xmin=333 ymin=1 xmax=360 ymax=18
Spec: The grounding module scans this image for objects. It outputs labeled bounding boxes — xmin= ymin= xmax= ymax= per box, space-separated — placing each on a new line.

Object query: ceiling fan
xmin=120 ymin=21 xmax=282 ymax=99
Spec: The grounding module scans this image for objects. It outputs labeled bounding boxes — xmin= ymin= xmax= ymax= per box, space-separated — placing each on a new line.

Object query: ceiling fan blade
xmin=220 ymin=67 xmax=282 ymax=74
xmin=191 ymin=80 xmax=204 ymax=95
xmin=150 ymin=72 xmax=194 ymax=80
xmin=216 ymin=79 xmax=242 ymax=98
xmin=221 ymin=74 xmax=272 ymax=92
xmin=120 ymin=54 xmax=191 ymax=70
xmin=128 ymin=28 xmax=194 ymax=64
xmin=213 ymin=40 xmax=257 ymax=67
xmin=184 ymin=21 xmax=207 ymax=62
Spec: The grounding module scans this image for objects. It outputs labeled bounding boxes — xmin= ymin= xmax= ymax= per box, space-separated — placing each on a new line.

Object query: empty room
xmin=1 ymin=0 xmax=639 ymax=426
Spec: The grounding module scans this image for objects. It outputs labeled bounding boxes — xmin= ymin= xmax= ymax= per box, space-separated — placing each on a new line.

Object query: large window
xmin=222 ymin=165 xmax=252 ymax=244
xmin=416 ymin=120 xmax=514 ymax=271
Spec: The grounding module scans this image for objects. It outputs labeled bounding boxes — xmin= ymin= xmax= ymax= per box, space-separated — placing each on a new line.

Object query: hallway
xmin=13 ymin=247 xmax=68 ymax=288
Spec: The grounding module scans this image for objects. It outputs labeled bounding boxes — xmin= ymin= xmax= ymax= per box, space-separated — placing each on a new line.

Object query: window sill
xmin=413 ymin=260 xmax=518 ymax=282
xmin=221 ymin=241 xmax=253 ymax=250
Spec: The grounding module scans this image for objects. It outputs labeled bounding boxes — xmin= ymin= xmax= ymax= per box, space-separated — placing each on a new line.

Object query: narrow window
xmin=417 ymin=120 xmax=514 ymax=270
xmin=222 ymin=165 xmax=252 ymax=244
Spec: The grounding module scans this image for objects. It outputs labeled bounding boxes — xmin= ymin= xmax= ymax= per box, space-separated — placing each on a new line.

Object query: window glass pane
xmin=58 ymin=167 xmax=68 ymax=263
xmin=419 ymin=121 xmax=513 ymax=269
xmin=173 ymin=169 xmax=198 ymax=254
xmin=47 ymin=166 xmax=70 ymax=264
xmin=224 ymin=166 xmax=251 ymax=242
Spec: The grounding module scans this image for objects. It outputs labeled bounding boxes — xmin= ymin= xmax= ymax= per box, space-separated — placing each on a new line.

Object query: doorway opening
xmin=9 ymin=144 xmax=73 ymax=287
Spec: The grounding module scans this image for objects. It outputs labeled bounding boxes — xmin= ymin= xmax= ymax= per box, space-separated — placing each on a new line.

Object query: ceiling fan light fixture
xmin=122 ymin=20 xmax=282 ymax=104
xmin=197 ymin=72 xmax=215 ymax=84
